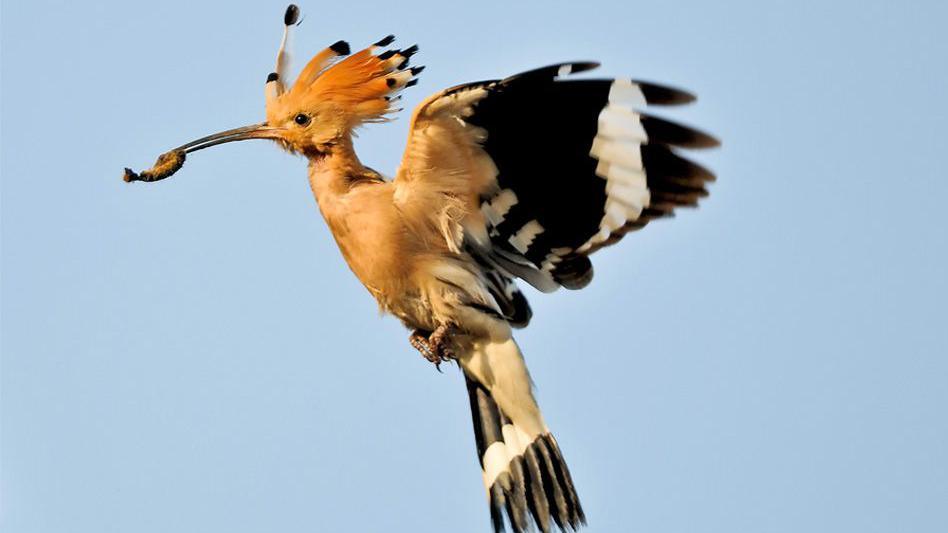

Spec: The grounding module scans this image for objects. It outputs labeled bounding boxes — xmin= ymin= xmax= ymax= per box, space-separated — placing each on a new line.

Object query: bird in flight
xmin=124 ymin=4 xmax=717 ymax=532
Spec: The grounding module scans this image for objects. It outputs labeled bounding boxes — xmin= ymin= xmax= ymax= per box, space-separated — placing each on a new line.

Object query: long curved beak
xmin=175 ymin=122 xmax=285 ymax=153
xmin=123 ymin=122 xmax=286 ymax=183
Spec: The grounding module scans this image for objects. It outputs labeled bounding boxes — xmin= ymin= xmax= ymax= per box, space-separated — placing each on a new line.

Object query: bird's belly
xmin=394 ymin=256 xmax=511 ymax=340
xmin=385 ymin=293 xmax=439 ymax=332
xmin=332 ymin=234 xmax=436 ymax=330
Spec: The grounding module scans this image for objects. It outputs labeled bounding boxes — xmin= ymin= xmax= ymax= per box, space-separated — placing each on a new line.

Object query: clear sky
xmin=2 ymin=0 xmax=946 ymax=532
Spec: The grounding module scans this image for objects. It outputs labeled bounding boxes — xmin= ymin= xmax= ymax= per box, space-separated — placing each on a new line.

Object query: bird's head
xmin=123 ymin=4 xmax=421 ymax=182
xmin=262 ymin=32 xmax=419 ymax=159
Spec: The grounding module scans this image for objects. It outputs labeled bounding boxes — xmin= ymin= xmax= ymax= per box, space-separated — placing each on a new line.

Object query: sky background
xmin=2 ymin=0 xmax=947 ymax=532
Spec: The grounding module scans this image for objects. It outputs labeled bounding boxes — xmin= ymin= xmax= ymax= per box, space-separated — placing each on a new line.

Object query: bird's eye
xmin=294 ymin=113 xmax=311 ymax=126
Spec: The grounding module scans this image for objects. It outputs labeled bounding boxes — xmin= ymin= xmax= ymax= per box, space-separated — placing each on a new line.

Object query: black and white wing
xmin=395 ymin=62 xmax=718 ymax=294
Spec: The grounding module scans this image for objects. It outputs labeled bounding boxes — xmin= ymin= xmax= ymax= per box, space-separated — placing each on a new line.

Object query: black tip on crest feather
xmin=374 ymin=34 xmax=395 ymax=47
xmin=266 ymin=72 xmax=279 ymax=83
xmin=401 ymin=44 xmax=419 ymax=57
xmin=330 ymin=40 xmax=351 ymax=55
xmin=284 ymin=4 xmax=300 ymax=25
xmin=378 ymin=50 xmax=396 ymax=60
xmin=410 ymin=65 xmax=425 ymax=75
xmin=405 ymin=78 xmax=418 ymax=87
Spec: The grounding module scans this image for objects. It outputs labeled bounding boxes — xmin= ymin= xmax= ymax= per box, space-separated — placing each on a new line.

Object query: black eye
xmin=294 ymin=113 xmax=311 ymax=126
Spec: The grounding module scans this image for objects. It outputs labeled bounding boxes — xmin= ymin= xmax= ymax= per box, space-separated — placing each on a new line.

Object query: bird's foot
xmin=409 ymin=325 xmax=457 ymax=371
xmin=429 ymin=325 xmax=457 ymax=364
xmin=408 ymin=330 xmax=436 ymax=362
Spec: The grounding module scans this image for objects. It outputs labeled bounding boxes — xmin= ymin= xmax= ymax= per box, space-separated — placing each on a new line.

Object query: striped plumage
xmin=466 ymin=373 xmax=584 ymax=532
xmin=396 ymin=60 xmax=715 ymax=532
xmin=422 ymin=63 xmax=716 ymax=295
xmin=125 ymin=6 xmax=717 ymax=532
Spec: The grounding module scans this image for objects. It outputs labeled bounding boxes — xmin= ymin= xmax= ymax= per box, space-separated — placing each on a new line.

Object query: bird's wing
xmin=394 ymin=62 xmax=717 ymax=293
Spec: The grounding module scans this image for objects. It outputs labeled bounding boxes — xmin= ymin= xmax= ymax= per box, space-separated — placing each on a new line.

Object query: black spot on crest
xmin=374 ymin=34 xmax=395 ymax=47
xmin=283 ymin=4 xmax=300 ymax=25
xmin=329 ymin=40 xmax=350 ymax=55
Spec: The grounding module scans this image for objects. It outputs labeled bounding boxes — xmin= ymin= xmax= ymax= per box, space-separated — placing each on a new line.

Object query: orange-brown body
xmin=125 ymin=8 xmax=717 ymax=529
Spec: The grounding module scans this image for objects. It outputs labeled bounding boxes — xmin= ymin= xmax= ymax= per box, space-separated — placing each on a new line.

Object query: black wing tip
xmin=634 ymin=80 xmax=697 ymax=105
xmin=641 ymin=114 xmax=720 ymax=149
xmin=643 ymin=144 xmax=717 ymax=182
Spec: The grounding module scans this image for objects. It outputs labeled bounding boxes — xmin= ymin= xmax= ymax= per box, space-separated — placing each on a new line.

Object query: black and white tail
xmin=460 ymin=338 xmax=584 ymax=532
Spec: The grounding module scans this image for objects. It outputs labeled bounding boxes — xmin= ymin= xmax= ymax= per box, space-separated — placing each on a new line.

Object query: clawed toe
xmin=409 ymin=326 xmax=457 ymax=371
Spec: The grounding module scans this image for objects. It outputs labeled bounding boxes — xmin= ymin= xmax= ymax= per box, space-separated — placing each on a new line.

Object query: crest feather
xmin=271 ymin=38 xmax=423 ymax=124
xmin=292 ymin=40 xmax=350 ymax=92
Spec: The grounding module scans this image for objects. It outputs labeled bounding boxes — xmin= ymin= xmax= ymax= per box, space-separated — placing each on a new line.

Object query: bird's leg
xmin=428 ymin=324 xmax=457 ymax=363
xmin=409 ymin=329 xmax=437 ymax=364
xmin=408 ymin=325 xmax=458 ymax=371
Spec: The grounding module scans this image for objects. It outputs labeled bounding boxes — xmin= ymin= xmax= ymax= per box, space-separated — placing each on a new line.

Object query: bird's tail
xmin=459 ymin=338 xmax=585 ymax=532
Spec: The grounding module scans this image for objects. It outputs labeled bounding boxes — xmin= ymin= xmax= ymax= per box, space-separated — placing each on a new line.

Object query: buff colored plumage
xmin=123 ymin=5 xmax=718 ymax=532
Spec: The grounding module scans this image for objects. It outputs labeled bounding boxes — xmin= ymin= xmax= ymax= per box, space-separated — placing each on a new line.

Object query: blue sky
xmin=2 ymin=1 xmax=946 ymax=532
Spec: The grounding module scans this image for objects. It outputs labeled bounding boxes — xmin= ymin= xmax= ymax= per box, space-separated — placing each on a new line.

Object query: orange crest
xmin=266 ymin=35 xmax=422 ymax=126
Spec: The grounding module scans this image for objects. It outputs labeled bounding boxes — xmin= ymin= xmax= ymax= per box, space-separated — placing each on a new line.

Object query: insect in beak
xmin=125 ymin=5 xmax=302 ymax=184
xmin=122 ymin=122 xmax=286 ymax=183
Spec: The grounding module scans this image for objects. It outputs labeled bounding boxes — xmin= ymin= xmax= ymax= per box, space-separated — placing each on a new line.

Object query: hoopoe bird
xmin=125 ymin=5 xmax=718 ymax=532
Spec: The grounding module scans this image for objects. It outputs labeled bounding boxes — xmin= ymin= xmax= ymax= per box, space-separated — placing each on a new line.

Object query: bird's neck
xmin=308 ymin=135 xmax=366 ymax=199
xmin=304 ymin=134 xmax=405 ymax=304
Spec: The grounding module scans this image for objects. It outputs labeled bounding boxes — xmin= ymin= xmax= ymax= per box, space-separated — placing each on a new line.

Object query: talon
xmin=428 ymin=324 xmax=457 ymax=367
xmin=435 ymin=342 xmax=455 ymax=362
xmin=409 ymin=330 xmax=437 ymax=363
xmin=408 ymin=325 xmax=457 ymax=370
